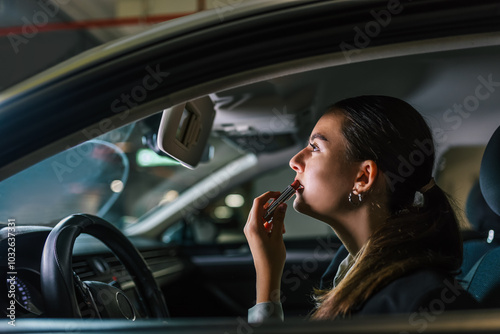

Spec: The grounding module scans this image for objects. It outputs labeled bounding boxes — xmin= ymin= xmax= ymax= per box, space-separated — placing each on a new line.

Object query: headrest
xmin=466 ymin=181 xmax=500 ymax=232
xmin=480 ymin=125 xmax=500 ymax=216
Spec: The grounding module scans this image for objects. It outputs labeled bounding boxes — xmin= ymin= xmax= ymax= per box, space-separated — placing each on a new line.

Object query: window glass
xmin=0 ymin=114 xmax=244 ymax=230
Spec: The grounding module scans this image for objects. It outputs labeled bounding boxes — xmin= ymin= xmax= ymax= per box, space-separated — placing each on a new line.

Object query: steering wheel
xmin=41 ymin=214 xmax=169 ymax=319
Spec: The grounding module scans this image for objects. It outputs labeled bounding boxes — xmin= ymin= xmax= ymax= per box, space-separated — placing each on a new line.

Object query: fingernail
xmin=278 ymin=204 xmax=287 ymax=212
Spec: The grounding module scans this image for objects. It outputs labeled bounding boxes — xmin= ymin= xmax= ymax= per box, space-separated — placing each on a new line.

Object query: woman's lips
xmin=294 ymin=180 xmax=304 ymax=193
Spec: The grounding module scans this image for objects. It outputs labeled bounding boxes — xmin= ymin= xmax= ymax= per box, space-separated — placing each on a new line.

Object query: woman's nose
xmin=289 ymin=149 xmax=304 ymax=173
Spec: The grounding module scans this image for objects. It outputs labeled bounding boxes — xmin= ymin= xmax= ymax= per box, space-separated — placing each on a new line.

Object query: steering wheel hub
xmin=40 ymin=214 xmax=169 ymax=319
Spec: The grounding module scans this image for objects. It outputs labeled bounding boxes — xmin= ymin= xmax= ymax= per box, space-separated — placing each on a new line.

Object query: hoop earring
xmin=348 ymin=192 xmax=363 ymax=206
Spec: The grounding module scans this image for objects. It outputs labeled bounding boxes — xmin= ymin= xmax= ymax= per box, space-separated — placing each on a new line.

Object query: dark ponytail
xmin=312 ymin=96 xmax=462 ymax=319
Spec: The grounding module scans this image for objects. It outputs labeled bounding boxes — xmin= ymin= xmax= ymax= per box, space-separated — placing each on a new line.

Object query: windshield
xmin=0 ymin=113 xmax=244 ymax=229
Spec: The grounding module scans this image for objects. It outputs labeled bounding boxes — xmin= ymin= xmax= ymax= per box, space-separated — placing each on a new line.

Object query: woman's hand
xmin=244 ymin=191 xmax=288 ymax=304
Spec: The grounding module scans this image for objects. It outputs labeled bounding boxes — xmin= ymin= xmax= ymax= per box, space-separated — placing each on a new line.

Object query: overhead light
xmin=110 ymin=180 xmax=124 ymax=193
xmin=159 ymin=190 xmax=179 ymax=205
xmin=225 ymin=194 xmax=244 ymax=208
xmin=214 ymin=206 xmax=233 ymax=219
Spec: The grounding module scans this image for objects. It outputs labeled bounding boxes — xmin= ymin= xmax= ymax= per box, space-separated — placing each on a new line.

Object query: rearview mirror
xmin=157 ymin=96 xmax=215 ymax=169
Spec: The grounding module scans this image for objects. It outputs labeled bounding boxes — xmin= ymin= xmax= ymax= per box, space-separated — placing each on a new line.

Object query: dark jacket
xmin=353 ymin=268 xmax=478 ymax=317
xmin=321 ymin=245 xmax=478 ymax=317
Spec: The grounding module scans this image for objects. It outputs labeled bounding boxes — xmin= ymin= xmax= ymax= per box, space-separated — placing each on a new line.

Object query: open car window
xmin=0 ymin=114 xmax=244 ymax=230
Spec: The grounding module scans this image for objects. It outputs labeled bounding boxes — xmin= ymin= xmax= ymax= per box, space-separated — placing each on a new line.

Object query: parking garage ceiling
xmin=0 ymin=0 xmax=210 ymax=91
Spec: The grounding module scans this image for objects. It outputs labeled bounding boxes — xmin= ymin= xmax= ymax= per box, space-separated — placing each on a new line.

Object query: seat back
xmin=459 ymin=240 xmax=497 ymax=280
xmin=462 ymin=124 xmax=500 ymax=307
xmin=458 ymin=181 xmax=500 ymax=280
xmin=463 ymin=246 xmax=500 ymax=308
xmin=466 ymin=181 xmax=500 ymax=236
xmin=480 ymin=125 xmax=500 ymax=216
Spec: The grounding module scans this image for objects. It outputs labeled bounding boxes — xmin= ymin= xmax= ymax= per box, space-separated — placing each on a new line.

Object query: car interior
xmin=1 ymin=1 xmax=500 ymax=333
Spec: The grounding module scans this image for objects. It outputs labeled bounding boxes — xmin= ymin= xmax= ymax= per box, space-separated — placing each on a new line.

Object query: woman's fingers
xmin=245 ymin=191 xmax=279 ymax=237
xmin=244 ymin=190 xmax=288 ymax=240
xmin=244 ymin=192 xmax=288 ymax=303
xmin=255 ymin=191 xmax=281 ymax=210
xmin=270 ymin=203 xmax=287 ymax=239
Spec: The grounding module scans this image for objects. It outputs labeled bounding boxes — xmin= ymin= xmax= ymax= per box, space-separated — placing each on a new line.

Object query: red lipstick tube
xmin=263 ymin=180 xmax=301 ymax=223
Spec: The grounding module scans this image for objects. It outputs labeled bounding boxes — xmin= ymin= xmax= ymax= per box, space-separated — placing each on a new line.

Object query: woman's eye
xmin=309 ymin=142 xmax=319 ymax=152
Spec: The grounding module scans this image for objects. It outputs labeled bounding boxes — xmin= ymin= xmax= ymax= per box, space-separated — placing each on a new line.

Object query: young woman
xmin=244 ymin=95 xmax=477 ymax=322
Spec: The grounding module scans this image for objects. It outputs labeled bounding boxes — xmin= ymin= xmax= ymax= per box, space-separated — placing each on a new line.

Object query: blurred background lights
xmin=225 ymin=194 xmax=244 ymax=208
xmin=214 ymin=206 xmax=233 ymax=219
xmin=110 ymin=180 xmax=124 ymax=193
xmin=136 ymin=148 xmax=181 ymax=167
xmin=159 ymin=190 xmax=179 ymax=205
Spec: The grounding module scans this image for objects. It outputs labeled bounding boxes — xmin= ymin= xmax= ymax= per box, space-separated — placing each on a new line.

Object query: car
xmin=1 ymin=0 xmax=500 ymax=333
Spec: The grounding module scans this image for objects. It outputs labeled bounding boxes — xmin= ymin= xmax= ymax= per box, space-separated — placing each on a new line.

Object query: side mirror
xmin=157 ymin=96 xmax=215 ymax=169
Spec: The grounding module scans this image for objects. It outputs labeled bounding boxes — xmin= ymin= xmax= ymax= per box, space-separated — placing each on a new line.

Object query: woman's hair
xmin=312 ymin=95 xmax=463 ymax=319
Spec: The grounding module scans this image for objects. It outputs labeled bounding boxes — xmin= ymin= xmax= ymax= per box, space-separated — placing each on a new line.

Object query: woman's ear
xmin=352 ymin=160 xmax=378 ymax=194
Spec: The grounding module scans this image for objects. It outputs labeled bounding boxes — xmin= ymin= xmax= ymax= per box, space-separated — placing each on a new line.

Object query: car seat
xmin=458 ymin=181 xmax=500 ymax=280
xmin=461 ymin=125 xmax=500 ymax=307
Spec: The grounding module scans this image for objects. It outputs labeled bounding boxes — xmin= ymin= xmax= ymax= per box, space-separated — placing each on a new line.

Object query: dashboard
xmin=0 ymin=225 xmax=186 ymax=319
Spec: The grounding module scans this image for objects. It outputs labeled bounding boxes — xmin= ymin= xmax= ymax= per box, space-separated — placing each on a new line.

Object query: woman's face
xmin=289 ymin=112 xmax=360 ymax=222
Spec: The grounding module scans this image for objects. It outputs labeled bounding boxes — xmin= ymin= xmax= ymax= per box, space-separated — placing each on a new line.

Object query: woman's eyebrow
xmin=310 ymin=133 xmax=328 ymax=142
